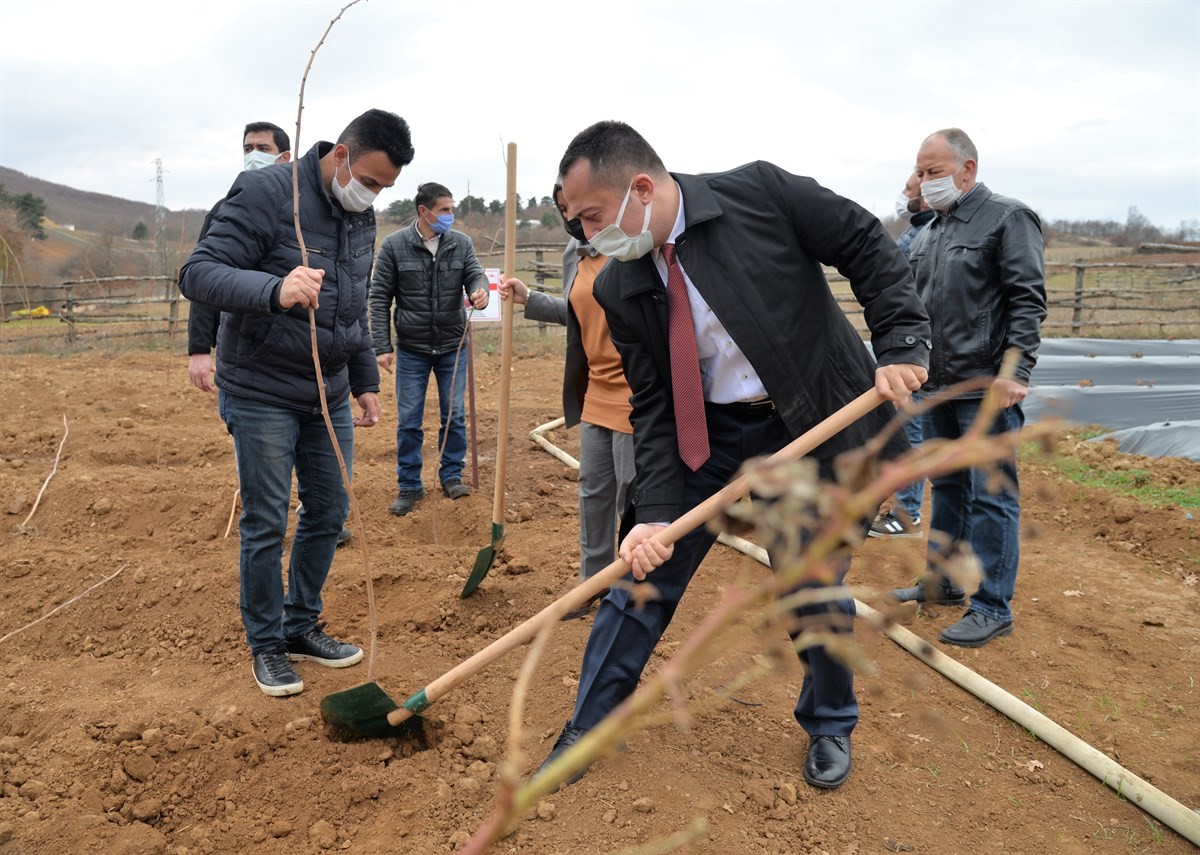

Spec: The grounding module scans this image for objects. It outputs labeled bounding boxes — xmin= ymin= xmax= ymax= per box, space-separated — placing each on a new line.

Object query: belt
xmin=707 ymin=398 xmax=776 ymax=419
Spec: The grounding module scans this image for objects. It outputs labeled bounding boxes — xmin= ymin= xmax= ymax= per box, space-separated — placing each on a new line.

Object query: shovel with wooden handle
xmin=460 ymin=142 xmax=518 ymax=598
xmin=319 ymin=389 xmax=885 ymax=738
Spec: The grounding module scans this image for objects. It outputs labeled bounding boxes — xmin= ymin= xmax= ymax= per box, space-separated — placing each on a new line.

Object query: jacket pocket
xmin=248 ymin=315 xmax=288 ymax=362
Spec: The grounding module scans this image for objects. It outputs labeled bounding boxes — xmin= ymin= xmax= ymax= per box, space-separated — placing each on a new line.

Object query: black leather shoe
xmin=939 ymin=611 xmax=1013 ymax=648
xmin=252 ymin=647 xmax=303 ymax=697
xmin=804 ymin=735 xmax=851 ymax=789
xmin=285 ymin=623 xmax=363 ymax=667
xmin=336 ymin=527 xmax=352 ymax=548
xmin=887 ymin=575 xmax=967 ymax=606
xmin=536 ymin=722 xmax=591 ymax=789
xmin=441 ymin=479 xmax=471 ymax=500
xmin=560 ymin=590 xmax=607 ymax=621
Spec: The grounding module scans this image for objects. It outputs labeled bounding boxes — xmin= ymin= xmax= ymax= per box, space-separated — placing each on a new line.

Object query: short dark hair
xmin=338 ymin=109 xmax=414 ymax=169
xmin=415 ymin=182 xmax=453 ymax=211
xmin=243 ymin=121 xmax=290 ymax=153
xmin=558 ymin=121 xmax=667 ymax=192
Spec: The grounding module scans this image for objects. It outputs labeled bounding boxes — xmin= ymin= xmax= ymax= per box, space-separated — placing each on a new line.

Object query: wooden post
xmin=167 ymin=276 xmax=180 ymax=343
xmin=534 ymin=248 xmax=546 ymax=336
xmin=63 ymin=280 xmax=76 ymax=343
xmin=1071 ymin=260 xmax=1085 ymax=337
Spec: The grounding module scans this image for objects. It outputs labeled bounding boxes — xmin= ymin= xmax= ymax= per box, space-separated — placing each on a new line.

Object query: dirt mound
xmin=0 ymin=351 xmax=1196 ymax=853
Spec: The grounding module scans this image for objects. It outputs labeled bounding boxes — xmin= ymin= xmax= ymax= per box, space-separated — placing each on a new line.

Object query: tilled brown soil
xmin=0 ymin=349 xmax=1197 ymax=855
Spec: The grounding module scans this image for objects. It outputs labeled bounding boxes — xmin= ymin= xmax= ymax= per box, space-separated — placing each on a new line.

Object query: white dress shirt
xmin=652 ymin=184 xmax=768 ymax=404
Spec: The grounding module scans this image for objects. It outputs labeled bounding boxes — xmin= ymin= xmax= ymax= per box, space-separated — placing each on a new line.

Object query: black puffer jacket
xmin=368 ymin=222 xmax=486 ymax=356
xmin=179 ymin=141 xmax=380 ymax=411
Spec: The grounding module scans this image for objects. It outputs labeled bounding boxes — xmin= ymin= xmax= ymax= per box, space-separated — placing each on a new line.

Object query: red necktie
xmin=661 ymin=242 xmax=710 ymax=471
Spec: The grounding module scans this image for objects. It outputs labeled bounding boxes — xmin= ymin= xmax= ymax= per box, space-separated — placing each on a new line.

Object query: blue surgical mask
xmin=588 ymin=183 xmax=654 ymax=262
xmin=244 ymin=150 xmax=281 ymax=171
xmin=429 ymin=213 xmax=454 ymax=235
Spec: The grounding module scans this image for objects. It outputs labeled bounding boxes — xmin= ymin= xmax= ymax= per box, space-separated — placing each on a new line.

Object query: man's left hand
xmin=354 ymin=392 xmax=381 ymax=427
xmin=875 ymin=363 xmax=928 ymax=402
xmin=469 ymin=288 xmax=489 ymax=310
xmin=992 ymin=378 xmax=1028 ymax=409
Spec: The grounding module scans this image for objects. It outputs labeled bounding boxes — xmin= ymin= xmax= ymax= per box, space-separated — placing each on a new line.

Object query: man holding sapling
xmin=180 ymin=109 xmax=414 ymax=697
xmin=538 ymin=120 xmax=931 ymax=790
xmin=888 ymin=128 xmax=1046 ymax=649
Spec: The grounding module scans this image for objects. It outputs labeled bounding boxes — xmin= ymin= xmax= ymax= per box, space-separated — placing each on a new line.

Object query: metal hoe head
xmin=460 ymin=522 xmax=504 ymax=598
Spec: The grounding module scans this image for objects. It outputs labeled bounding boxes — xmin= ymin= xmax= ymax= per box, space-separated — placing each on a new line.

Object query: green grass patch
xmin=1050 ymin=456 xmax=1200 ymax=508
xmin=1021 ymin=442 xmax=1200 ymax=509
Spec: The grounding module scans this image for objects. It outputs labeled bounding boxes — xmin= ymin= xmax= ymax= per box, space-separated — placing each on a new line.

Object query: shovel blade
xmin=460 ymin=523 xmax=503 ymax=598
xmin=320 ymin=681 xmax=424 ymax=739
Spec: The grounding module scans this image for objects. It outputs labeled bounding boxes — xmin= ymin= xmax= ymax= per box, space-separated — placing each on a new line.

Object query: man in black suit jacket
xmin=538 ymin=121 xmax=931 ymax=790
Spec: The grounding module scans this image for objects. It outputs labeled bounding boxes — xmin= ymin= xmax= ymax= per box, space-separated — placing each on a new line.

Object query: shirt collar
xmin=654 ymin=181 xmax=687 ymax=261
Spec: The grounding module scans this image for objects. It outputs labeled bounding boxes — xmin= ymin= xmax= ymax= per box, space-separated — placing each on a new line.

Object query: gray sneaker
xmin=252 ymin=647 xmax=304 ymax=697
xmin=868 ymin=512 xmax=922 ymax=539
xmin=285 ymin=624 xmax=363 ymax=668
xmin=389 ymin=487 xmax=426 ymax=516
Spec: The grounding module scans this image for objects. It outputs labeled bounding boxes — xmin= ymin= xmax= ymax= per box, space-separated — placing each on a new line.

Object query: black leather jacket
xmin=909 ymin=184 xmax=1046 ymax=394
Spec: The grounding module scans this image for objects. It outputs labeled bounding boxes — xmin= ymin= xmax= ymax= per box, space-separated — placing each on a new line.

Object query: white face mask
xmin=920 ymin=165 xmax=964 ymax=212
xmin=243 ymin=150 xmax=281 ymax=171
xmin=894 ymin=193 xmax=914 ymax=221
xmin=587 ymin=183 xmax=654 ymax=262
xmin=330 ymin=152 xmax=378 ymax=213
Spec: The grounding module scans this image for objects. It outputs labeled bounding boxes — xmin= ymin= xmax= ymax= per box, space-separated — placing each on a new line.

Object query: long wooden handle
xmin=388 ymin=389 xmax=885 ymax=724
xmin=492 ymin=143 xmax=517 ymax=528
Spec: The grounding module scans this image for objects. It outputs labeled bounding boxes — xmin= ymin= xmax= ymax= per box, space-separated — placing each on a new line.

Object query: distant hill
xmin=0 ymin=165 xmax=207 ymax=243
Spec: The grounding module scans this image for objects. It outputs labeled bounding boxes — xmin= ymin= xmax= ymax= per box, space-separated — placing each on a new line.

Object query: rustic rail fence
xmin=2 ymin=257 xmax=1196 ymax=355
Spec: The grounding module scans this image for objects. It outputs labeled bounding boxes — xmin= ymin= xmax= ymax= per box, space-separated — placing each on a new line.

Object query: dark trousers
xmin=571 ymin=403 xmax=859 ymax=737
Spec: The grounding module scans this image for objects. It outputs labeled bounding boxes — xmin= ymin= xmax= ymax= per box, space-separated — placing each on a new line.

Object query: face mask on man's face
xmin=920 ymin=164 xmax=965 ymax=212
xmin=330 ymin=151 xmax=379 ymax=213
xmin=586 ymin=182 xmax=654 ymax=262
xmin=243 ymin=150 xmax=281 ymax=171
xmin=894 ymin=193 xmax=915 ymax=222
xmin=563 ymin=216 xmax=587 ymax=243
xmin=425 ymin=212 xmax=454 ymax=234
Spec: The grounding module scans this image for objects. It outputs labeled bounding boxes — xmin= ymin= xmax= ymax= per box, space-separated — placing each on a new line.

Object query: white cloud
xmin=1 ymin=0 xmax=1196 ymax=226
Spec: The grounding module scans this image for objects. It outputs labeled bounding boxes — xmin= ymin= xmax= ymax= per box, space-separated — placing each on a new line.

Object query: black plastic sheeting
xmin=1024 ymin=339 xmax=1200 ymax=460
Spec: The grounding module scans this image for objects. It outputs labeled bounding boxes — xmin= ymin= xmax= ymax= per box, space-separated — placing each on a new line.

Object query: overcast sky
xmin=2 ymin=0 xmax=1198 ymax=229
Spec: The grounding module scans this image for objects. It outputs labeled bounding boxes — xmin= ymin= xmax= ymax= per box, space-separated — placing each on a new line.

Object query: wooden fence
xmin=1 ymin=256 xmax=1196 ymax=355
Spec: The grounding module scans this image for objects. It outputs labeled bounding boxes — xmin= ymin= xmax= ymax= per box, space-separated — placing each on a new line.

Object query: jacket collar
xmin=614 ymin=172 xmax=724 ymax=300
xmin=944 ymin=182 xmax=992 ymax=223
xmin=307 ymin=141 xmax=341 ymax=217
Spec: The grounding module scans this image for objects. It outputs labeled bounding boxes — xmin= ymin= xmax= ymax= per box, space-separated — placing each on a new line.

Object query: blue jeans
xmin=219 ymin=391 xmax=352 ymax=653
xmin=395 ymin=347 xmax=468 ymax=491
xmin=572 ymin=404 xmax=859 ymax=737
xmin=924 ymin=398 xmax=1024 ymax=622
xmin=893 ymin=396 xmax=926 ymax=521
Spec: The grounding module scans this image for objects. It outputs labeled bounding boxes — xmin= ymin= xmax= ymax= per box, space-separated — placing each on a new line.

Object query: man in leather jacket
xmin=888 ymin=128 xmax=1047 ymax=649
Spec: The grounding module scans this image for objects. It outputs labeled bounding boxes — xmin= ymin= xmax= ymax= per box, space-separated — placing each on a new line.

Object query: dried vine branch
xmin=19 ymin=414 xmax=68 ymax=531
xmin=465 ymin=365 xmax=1051 ymax=852
xmin=288 ymin=0 xmax=379 ymax=678
xmin=0 ymin=563 xmax=128 ymax=645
